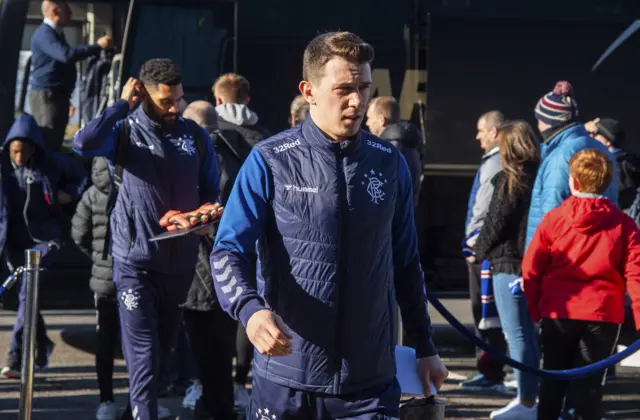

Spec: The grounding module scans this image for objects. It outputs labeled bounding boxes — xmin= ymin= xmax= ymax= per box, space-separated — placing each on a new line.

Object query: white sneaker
xmin=182 ymin=383 xmax=202 ymax=409
xmin=157 ymin=403 xmax=172 ymax=419
xmin=96 ymin=402 xmax=117 ymax=420
xmin=234 ymin=383 xmax=250 ymax=408
xmin=490 ymin=399 xmax=537 ymax=420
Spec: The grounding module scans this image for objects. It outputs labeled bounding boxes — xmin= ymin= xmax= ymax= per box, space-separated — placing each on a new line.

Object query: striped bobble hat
xmin=534 ymin=81 xmax=579 ymax=127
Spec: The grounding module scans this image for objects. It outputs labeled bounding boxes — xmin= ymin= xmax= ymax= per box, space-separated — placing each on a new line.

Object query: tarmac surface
xmin=0 ymin=299 xmax=638 ymax=419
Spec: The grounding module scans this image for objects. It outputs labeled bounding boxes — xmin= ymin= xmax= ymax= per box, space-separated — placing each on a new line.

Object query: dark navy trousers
xmin=114 ymin=261 xmax=192 ymax=420
xmin=8 ymin=241 xmax=58 ymax=363
xmin=247 ymin=376 xmax=401 ymax=420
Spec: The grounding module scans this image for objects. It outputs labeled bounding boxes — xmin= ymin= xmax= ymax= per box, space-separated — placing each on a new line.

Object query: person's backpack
xmin=101 ymin=118 xmax=206 ymax=259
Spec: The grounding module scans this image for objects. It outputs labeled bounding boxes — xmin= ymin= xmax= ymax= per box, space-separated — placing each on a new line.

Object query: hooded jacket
xmin=211 ymin=115 xmax=437 ymax=395
xmin=72 ymin=99 xmax=220 ymax=274
xmin=0 ymin=115 xmax=87 ymax=258
xmin=379 ymin=121 xmax=423 ymax=205
xmin=523 ymin=195 xmax=640 ymax=328
xmin=525 ymin=123 xmax=618 ymax=248
xmin=71 ymin=157 xmax=114 ymax=296
xmin=216 ymin=103 xmax=271 ymax=148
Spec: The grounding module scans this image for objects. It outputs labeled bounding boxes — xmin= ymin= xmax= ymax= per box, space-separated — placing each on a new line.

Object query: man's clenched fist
xmin=246 ymin=309 xmax=293 ymax=357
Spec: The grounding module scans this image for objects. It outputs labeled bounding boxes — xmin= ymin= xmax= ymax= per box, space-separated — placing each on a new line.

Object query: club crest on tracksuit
xmin=121 ymin=289 xmax=140 ymax=311
xmin=256 ymin=407 xmax=276 ymax=419
xmin=361 ymin=169 xmax=387 ymax=204
xmin=177 ymin=136 xmax=197 ymax=156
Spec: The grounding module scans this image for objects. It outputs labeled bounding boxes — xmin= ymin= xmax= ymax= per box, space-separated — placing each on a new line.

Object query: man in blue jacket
xmin=72 ymin=58 xmax=221 ymax=420
xmin=0 ymin=114 xmax=87 ymax=379
xmin=526 ymin=81 xmax=618 ymax=248
xmin=30 ymin=1 xmax=112 ymax=151
xmin=211 ymin=31 xmax=448 ymax=419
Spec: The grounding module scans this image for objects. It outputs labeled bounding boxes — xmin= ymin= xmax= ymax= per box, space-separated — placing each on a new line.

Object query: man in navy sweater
xmin=73 ymin=58 xmax=221 ymax=420
xmin=211 ymin=31 xmax=448 ymax=419
xmin=30 ymin=1 xmax=112 ymax=152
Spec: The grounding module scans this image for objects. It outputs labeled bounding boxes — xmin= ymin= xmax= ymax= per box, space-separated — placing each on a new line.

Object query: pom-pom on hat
xmin=534 ymin=81 xmax=579 ymax=128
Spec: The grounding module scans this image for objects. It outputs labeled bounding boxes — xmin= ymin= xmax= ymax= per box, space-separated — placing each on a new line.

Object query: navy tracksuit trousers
xmin=114 ymin=260 xmax=192 ymax=420
xmin=247 ymin=376 xmax=401 ymax=420
xmin=7 ymin=241 xmax=58 ymax=365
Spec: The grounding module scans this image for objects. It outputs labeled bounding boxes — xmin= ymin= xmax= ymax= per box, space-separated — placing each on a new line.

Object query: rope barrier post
xmin=396 ymin=304 xmax=403 ymax=346
xmin=19 ymin=249 xmax=41 ymax=420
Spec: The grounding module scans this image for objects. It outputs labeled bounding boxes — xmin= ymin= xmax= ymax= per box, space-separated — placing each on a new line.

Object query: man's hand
xmin=417 ymin=355 xmax=449 ymax=398
xmin=246 ymin=309 xmax=293 ymax=357
xmin=465 ymin=256 xmax=476 ymax=264
xmin=97 ymin=35 xmax=112 ymax=49
xmin=120 ymin=77 xmax=143 ymax=110
xmin=57 ymin=190 xmax=73 ymax=205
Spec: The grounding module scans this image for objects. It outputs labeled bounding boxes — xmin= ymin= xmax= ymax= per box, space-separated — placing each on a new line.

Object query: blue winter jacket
xmin=211 ymin=116 xmax=437 ymax=395
xmin=0 ymin=115 xmax=87 ymax=255
xmin=72 ymin=99 xmax=220 ymax=274
xmin=525 ymin=123 xmax=618 ymax=248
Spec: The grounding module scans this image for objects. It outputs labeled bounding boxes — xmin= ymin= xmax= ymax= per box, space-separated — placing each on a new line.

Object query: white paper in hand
xmin=395 ymin=345 xmax=437 ymax=396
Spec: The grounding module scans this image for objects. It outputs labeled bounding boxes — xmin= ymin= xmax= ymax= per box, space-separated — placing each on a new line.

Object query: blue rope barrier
xmin=427 ymin=293 xmax=640 ymax=380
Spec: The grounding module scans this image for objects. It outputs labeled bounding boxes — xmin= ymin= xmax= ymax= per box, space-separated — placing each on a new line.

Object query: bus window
xmin=125 ymin=4 xmax=231 ymax=102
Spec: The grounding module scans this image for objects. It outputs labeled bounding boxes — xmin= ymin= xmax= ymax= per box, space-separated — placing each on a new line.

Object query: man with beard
xmin=72 ymin=58 xmax=221 ymax=420
xmin=211 ymin=31 xmax=448 ymax=419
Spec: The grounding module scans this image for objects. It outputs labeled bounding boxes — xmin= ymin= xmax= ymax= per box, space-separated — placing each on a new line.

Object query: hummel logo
xmin=284 ymin=184 xmax=318 ymax=193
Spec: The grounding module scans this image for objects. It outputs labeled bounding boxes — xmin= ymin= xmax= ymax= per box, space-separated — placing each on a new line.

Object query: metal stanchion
xmin=397 ymin=304 xmax=404 ymax=346
xmin=19 ymin=249 xmax=41 ymax=420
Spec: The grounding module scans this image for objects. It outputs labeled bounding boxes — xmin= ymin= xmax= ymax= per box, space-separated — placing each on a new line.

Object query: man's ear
xmin=243 ymin=96 xmax=251 ymax=105
xmin=299 ymin=80 xmax=314 ymax=105
xmin=215 ymin=96 xmax=223 ymax=106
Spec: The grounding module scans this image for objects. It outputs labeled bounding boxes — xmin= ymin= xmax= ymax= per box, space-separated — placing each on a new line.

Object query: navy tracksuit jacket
xmin=72 ymin=99 xmax=220 ymax=420
xmin=1 ymin=115 xmax=87 ymax=363
xmin=211 ymin=115 xmax=437 ymax=419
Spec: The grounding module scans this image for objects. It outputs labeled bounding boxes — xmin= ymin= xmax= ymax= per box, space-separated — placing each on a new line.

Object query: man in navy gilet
xmin=72 ymin=59 xmax=220 ymax=420
xmin=30 ymin=1 xmax=112 ymax=151
xmin=211 ymin=31 xmax=448 ymax=419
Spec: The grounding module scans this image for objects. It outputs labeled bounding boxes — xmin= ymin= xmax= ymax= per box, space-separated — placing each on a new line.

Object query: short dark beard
xmin=143 ymin=100 xmax=177 ymax=129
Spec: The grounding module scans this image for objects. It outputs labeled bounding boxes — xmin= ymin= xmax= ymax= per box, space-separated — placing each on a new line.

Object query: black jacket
xmin=615 ymin=149 xmax=640 ymax=211
xmin=71 ymin=157 xmax=114 ymax=296
xmin=215 ymin=103 xmax=271 ymax=149
xmin=183 ymin=129 xmax=255 ymax=311
xmin=379 ymin=121 xmax=423 ymax=206
xmin=475 ymin=163 xmax=538 ymax=275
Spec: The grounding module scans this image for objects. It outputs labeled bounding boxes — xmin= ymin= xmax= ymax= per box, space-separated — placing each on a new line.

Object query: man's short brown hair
xmin=368 ymin=96 xmax=400 ymax=123
xmin=302 ymin=31 xmax=374 ymax=81
xmin=212 ymin=73 xmax=250 ymax=104
xmin=569 ymin=149 xmax=614 ymax=195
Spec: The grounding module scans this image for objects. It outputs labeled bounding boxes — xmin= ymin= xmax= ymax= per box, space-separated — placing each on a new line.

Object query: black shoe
xmin=459 ymin=374 xmax=507 ymax=392
xmin=35 ymin=339 xmax=55 ymax=371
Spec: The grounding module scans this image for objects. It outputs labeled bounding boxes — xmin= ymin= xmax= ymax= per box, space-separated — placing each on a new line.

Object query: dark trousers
xmin=114 ymin=261 xmax=193 ymax=420
xmin=184 ymin=308 xmax=237 ymax=419
xmin=7 ymin=242 xmax=57 ymax=365
xmin=29 ymin=89 xmax=70 ymax=152
xmin=247 ymin=377 xmax=401 ymax=420
xmin=538 ymin=318 xmax=620 ymax=420
xmin=235 ymin=322 xmax=254 ymax=386
xmin=95 ymin=293 xmax=119 ymax=403
xmin=468 ymin=263 xmax=506 ymax=380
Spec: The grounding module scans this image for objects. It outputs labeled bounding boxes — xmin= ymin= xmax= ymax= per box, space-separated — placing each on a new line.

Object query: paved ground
xmin=0 ymin=301 xmax=639 ymax=419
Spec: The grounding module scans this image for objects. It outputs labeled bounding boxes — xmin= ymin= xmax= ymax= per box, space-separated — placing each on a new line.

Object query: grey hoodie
xmin=215 ymin=103 xmax=271 ymax=148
